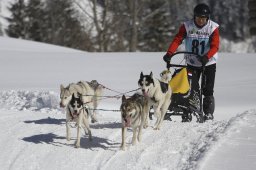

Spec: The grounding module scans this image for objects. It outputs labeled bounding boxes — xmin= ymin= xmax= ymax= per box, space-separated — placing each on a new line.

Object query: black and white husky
xmin=66 ymin=93 xmax=92 ymax=148
xmin=60 ymin=80 xmax=103 ymax=123
xmin=138 ymin=72 xmax=172 ymax=130
xmin=120 ymin=93 xmax=148 ymax=150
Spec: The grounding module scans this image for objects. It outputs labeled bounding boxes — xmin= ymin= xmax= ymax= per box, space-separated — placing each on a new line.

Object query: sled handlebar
xmin=167 ymin=64 xmax=187 ymax=68
xmin=170 ymin=51 xmax=198 ymax=57
xmin=166 ymin=51 xmax=202 ymax=69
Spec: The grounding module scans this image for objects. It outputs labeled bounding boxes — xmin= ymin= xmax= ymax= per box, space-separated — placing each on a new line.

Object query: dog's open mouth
xmin=142 ymin=89 xmax=149 ymax=97
xmin=123 ymin=116 xmax=131 ymax=127
xmin=69 ymin=111 xmax=80 ymax=119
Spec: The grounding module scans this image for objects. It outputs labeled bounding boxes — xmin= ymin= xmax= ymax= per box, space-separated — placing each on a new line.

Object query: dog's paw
xmin=84 ymin=128 xmax=89 ymax=135
xmin=75 ymin=143 xmax=80 ymax=148
xmin=143 ymin=124 xmax=148 ymax=129
xmin=91 ymin=119 xmax=98 ymax=123
xmin=153 ymin=127 xmax=160 ymax=130
xmin=132 ymin=141 xmax=137 ymax=146
xmin=120 ymin=145 xmax=126 ymax=151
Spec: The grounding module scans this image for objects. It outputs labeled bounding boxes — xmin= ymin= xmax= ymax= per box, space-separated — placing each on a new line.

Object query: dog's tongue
xmin=71 ymin=112 xmax=79 ymax=118
xmin=143 ymin=91 xmax=148 ymax=97
xmin=123 ymin=116 xmax=131 ymax=127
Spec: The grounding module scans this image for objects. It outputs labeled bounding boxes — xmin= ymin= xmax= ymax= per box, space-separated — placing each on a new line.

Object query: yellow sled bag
xmin=169 ymin=68 xmax=190 ymax=94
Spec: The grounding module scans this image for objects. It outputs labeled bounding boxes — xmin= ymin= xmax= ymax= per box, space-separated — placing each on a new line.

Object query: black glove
xmin=163 ymin=53 xmax=172 ymax=63
xmin=200 ymin=55 xmax=209 ymax=66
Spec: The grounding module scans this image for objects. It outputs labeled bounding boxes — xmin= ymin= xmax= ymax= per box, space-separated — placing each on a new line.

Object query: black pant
xmin=187 ymin=64 xmax=216 ymax=97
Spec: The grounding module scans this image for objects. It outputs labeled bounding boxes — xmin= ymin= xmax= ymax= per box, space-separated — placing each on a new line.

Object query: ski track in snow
xmin=0 ymin=90 xmax=255 ymax=170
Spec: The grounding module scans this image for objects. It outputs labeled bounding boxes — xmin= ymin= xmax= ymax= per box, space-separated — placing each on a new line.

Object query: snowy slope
xmin=0 ymin=37 xmax=256 ymax=170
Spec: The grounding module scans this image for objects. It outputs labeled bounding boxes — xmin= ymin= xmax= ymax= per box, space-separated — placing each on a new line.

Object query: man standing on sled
xmin=163 ymin=3 xmax=220 ymax=121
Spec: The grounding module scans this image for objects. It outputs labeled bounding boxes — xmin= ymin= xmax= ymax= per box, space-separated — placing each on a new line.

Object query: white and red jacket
xmin=167 ymin=19 xmax=220 ymax=67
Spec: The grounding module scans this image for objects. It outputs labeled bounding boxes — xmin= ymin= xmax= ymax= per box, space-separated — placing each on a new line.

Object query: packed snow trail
xmin=199 ymin=110 xmax=256 ymax=170
xmin=0 ymin=90 xmax=255 ymax=170
xmin=0 ymin=109 xmax=228 ymax=170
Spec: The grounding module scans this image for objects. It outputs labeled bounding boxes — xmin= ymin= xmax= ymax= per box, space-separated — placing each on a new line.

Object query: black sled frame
xmin=164 ymin=51 xmax=205 ymax=123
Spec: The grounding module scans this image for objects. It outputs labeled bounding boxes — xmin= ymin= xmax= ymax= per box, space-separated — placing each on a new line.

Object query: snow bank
xmin=0 ymin=90 xmax=61 ymax=113
xmin=178 ymin=110 xmax=256 ymax=170
xmin=0 ymin=90 xmax=256 ymax=170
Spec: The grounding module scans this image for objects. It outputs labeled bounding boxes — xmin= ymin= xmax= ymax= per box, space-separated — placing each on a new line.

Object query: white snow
xmin=0 ymin=36 xmax=256 ymax=170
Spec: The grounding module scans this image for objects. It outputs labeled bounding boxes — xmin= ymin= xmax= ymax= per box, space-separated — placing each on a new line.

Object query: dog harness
xmin=159 ymin=80 xmax=169 ymax=93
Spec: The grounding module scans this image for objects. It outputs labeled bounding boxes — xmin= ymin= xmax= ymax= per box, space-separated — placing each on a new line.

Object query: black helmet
xmin=194 ymin=3 xmax=210 ymax=18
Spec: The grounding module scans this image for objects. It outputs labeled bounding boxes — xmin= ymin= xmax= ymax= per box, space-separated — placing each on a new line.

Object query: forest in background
xmin=0 ymin=0 xmax=255 ymax=52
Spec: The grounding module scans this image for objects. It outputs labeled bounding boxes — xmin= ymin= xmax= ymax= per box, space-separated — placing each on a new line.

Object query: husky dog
xmin=120 ymin=93 xmax=148 ymax=150
xmin=160 ymin=70 xmax=171 ymax=83
xmin=138 ymin=72 xmax=172 ymax=130
xmin=66 ymin=93 xmax=92 ymax=148
xmin=60 ymin=80 xmax=103 ymax=123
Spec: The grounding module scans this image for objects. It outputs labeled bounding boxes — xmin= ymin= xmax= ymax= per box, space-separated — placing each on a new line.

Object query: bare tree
xmin=74 ymin=0 xmax=111 ymax=51
xmin=0 ymin=2 xmax=2 ymax=35
xmin=128 ymin=0 xmax=139 ymax=52
xmin=248 ymin=0 xmax=256 ymax=35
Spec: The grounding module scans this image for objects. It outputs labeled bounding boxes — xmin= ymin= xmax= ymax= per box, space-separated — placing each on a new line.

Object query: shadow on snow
xmin=24 ymin=117 xmax=65 ymax=125
xmin=90 ymin=122 xmax=122 ymax=129
xmin=22 ymin=133 xmax=65 ymax=145
xmin=22 ymin=133 xmax=119 ymax=150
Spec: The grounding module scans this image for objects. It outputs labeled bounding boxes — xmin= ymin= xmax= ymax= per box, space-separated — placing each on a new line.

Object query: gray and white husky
xmin=138 ymin=72 xmax=172 ymax=130
xmin=60 ymin=80 xmax=103 ymax=123
xmin=120 ymin=93 xmax=148 ymax=150
xmin=66 ymin=93 xmax=92 ymax=148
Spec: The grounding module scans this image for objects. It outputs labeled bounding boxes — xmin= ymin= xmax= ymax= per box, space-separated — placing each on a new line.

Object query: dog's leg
xmin=92 ymin=98 xmax=99 ymax=123
xmin=153 ymin=104 xmax=163 ymax=130
xmin=155 ymin=99 xmax=171 ymax=130
xmin=82 ymin=114 xmax=92 ymax=141
xmin=121 ymin=127 xmax=127 ymax=150
xmin=88 ymin=103 xmax=98 ymax=123
xmin=138 ymin=122 xmax=143 ymax=142
xmin=66 ymin=111 xmax=71 ymax=141
xmin=143 ymin=104 xmax=151 ymax=129
xmin=82 ymin=111 xmax=89 ymax=135
xmin=66 ymin=121 xmax=71 ymax=141
xmin=159 ymin=100 xmax=172 ymax=129
xmin=138 ymin=103 xmax=147 ymax=142
xmin=132 ymin=127 xmax=137 ymax=145
xmin=83 ymin=126 xmax=89 ymax=135
xmin=75 ymin=115 xmax=83 ymax=148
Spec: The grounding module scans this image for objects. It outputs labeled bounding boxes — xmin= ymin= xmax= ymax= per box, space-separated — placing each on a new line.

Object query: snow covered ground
xmin=0 ymin=37 xmax=256 ymax=170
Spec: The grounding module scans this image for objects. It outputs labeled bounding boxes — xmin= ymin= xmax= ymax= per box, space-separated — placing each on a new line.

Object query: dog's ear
xmin=150 ymin=71 xmax=153 ymax=78
xmin=140 ymin=72 xmax=143 ymax=78
xmin=60 ymin=84 xmax=64 ymax=90
xmin=72 ymin=93 xmax=75 ymax=98
xmin=77 ymin=92 xmax=83 ymax=101
xmin=122 ymin=95 xmax=126 ymax=102
xmin=77 ymin=92 xmax=82 ymax=97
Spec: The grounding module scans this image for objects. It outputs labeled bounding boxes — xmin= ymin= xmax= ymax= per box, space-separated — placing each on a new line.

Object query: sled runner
xmin=164 ymin=51 xmax=205 ymax=123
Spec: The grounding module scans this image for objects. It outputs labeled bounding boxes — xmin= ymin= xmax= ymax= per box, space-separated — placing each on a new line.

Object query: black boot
xmin=164 ymin=113 xmax=172 ymax=121
xmin=182 ymin=111 xmax=192 ymax=122
xmin=149 ymin=106 xmax=154 ymax=120
xmin=203 ymin=96 xmax=215 ymax=120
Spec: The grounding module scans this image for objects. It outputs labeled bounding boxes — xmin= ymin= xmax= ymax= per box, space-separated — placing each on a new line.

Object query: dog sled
xmin=163 ymin=51 xmax=205 ymax=123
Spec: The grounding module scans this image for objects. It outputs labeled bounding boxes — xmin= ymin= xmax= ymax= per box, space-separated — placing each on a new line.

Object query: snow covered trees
xmin=5 ymin=0 xmax=90 ymax=50
xmin=3 ymin=0 xmax=255 ymax=52
xmin=248 ymin=0 xmax=256 ymax=35
xmin=5 ymin=0 xmax=27 ymax=39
